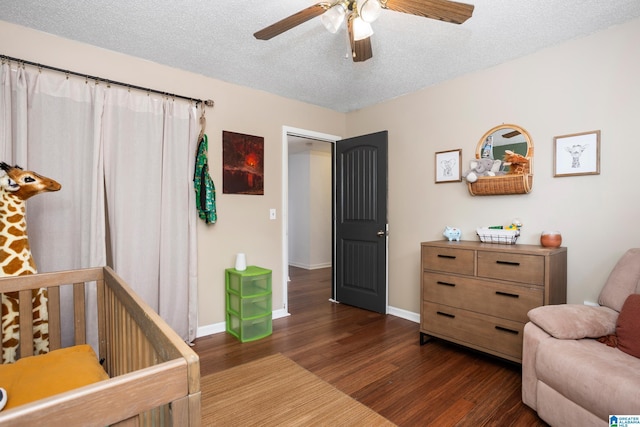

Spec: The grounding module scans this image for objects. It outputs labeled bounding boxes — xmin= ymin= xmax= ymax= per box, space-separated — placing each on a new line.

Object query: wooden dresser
xmin=420 ymin=240 xmax=567 ymax=363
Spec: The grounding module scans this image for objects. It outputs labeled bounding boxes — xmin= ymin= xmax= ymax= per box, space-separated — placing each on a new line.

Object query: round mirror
xmin=476 ymin=124 xmax=532 ymax=162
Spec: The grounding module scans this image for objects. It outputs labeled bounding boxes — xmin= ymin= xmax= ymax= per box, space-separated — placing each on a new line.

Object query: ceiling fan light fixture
xmin=321 ymin=3 xmax=347 ymax=34
xmin=254 ymin=0 xmax=475 ymax=62
xmin=357 ymin=0 xmax=382 ymax=23
xmin=352 ymin=16 xmax=374 ymax=41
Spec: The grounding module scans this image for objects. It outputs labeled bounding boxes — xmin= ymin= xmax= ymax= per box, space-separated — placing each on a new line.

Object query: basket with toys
xmin=466 ymin=149 xmax=533 ymax=196
xmin=476 ymin=221 xmax=522 ymax=244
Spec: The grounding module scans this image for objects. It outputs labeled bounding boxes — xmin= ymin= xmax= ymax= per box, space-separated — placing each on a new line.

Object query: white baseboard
xmin=196 ymin=321 xmax=226 ymax=338
xmin=387 ymin=306 xmax=420 ymax=323
xmin=272 ymin=308 xmax=290 ymax=319
xmin=288 ymin=261 xmax=332 ymax=270
xmin=196 ymin=308 xmax=291 ymax=339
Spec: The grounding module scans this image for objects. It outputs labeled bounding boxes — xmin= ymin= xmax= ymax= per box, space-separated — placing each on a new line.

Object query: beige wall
xmin=346 ymin=17 xmax=640 ymax=313
xmin=288 ymin=153 xmax=312 ymax=267
xmin=0 ymin=20 xmax=346 ymax=333
xmin=308 ymin=150 xmax=332 ymax=268
xmin=3 ymin=17 xmax=639 ymax=333
xmin=288 ymin=150 xmax=332 ymax=270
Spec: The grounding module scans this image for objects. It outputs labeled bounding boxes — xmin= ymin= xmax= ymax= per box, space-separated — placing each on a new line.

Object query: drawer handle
xmin=495 ymin=326 xmax=519 ymax=335
xmin=496 ymin=260 xmax=520 ymax=267
xmin=495 ymin=291 xmax=519 ymax=298
xmin=437 ymin=254 xmax=456 ymax=259
xmin=437 ymin=281 xmax=456 ymax=287
xmin=436 ymin=311 xmax=455 ymax=319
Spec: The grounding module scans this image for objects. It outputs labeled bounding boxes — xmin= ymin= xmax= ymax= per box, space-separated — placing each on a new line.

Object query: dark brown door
xmin=334 ymin=131 xmax=388 ymax=313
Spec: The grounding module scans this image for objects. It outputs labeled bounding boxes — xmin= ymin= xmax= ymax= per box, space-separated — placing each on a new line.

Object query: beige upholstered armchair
xmin=522 ymin=248 xmax=640 ymax=426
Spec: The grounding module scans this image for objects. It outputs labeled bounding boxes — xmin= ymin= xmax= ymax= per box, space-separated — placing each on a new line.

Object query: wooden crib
xmin=0 ymin=266 xmax=200 ymax=426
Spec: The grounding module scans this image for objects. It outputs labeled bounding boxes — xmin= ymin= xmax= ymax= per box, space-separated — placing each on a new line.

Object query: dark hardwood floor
xmin=192 ymin=266 xmax=547 ymax=426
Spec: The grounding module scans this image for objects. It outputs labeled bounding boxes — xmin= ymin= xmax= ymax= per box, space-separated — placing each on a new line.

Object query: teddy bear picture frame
xmin=435 ymin=149 xmax=462 ymax=183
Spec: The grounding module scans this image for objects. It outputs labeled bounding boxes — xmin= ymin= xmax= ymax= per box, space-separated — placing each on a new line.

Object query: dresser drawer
xmin=422 ymin=246 xmax=474 ymax=275
xmin=477 ymin=251 xmax=544 ymax=285
xmin=423 ymin=272 xmax=543 ymax=323
xmin=422 ymin=302 xmax=524 ymax=361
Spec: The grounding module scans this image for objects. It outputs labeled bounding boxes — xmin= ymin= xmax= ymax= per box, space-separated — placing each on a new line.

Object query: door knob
xmin=377 ymin=230 xmax=387 ymax=237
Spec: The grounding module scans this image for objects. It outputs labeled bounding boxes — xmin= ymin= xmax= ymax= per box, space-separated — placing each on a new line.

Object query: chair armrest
xmin=527 ymin=304 xmax=618 ymax=339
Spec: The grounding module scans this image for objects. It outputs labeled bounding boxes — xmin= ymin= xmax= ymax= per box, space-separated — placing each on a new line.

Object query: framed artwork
xmin=554 ymin=130 xmax=600 ymax=177
xmin=223 ymin=131 xmax=264 ymax=194
xmin=435 ymin=149 xmax=462 ymax=183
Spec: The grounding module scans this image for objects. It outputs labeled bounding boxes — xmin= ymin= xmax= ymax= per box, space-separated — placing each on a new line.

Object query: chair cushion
xmin=528 ymin=304 xmax=617 ymax=339
xmin=598 ymin=248 xmax=640 ymax=312
xmin=536 ymin=338 xmax=640 ymax=420
xmin=616 ymin=294 xmax=640 ymax=358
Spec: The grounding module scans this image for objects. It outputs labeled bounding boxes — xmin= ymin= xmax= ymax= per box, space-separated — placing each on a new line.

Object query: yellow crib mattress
xmin=0 ymin=344 xmax=109 ymax=411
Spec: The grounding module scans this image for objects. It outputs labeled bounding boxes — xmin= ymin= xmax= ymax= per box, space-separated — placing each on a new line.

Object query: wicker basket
xmin=476 ymin=227 xmax=520 ymax=244
xmin=469 ymin=124 xmax=534 ymax=196
xmin=467 ymin=173 xmax=533 ymax=196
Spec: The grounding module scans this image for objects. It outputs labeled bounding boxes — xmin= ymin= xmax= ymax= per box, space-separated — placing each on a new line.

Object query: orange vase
xmin=540 ymin=231 xmax=562 ymax=248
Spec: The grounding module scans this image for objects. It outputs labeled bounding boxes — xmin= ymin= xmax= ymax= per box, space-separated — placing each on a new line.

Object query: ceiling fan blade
xmin=254 ymin=3 xmax=331 ymax=40
xmin=347 ymin=15 xmax=373 ymax=62
xmin=382 ymin=0 xmax=474 ymax=24
xmin=502 ymin=130 xmax=521 ymax=138
xmin=352 ymin=37 xmax=373 ymax=62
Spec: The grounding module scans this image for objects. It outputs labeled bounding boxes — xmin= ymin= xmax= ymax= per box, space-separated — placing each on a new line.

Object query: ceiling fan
xmin=254 ymin=0 xmax=474 ymax=62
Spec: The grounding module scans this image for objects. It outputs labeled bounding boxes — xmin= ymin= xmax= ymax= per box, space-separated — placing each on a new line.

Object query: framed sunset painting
xmin=222 ymin=131 xmax=264 ymax=195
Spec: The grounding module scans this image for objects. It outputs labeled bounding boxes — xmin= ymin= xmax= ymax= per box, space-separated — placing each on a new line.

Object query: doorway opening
xmin=281 ymin=126 xmax=340 ymax=314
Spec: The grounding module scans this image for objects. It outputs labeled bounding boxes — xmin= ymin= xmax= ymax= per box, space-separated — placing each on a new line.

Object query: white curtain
xmin=0 ymin=61 xmax=198 ymax=343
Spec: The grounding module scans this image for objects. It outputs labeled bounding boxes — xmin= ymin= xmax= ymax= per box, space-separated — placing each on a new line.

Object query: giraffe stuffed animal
xmin=0 ymin=162 xmax=61 ymax=364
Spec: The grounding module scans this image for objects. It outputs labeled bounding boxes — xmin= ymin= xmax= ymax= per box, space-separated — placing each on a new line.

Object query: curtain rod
xmin=1 ymin=54 xmax=214 ymax=108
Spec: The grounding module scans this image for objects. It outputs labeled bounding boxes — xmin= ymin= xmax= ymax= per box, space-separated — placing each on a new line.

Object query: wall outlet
xmin=269 ymin=208 xmax=276 ymax=220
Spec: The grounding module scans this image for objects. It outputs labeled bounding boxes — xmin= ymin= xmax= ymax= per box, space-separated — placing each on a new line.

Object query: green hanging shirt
xmin=194 ymin=134 xmax=217 ymax=224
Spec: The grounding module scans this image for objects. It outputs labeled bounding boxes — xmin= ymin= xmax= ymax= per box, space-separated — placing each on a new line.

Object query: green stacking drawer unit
xmin=225 ymin=266 xmax=272 ymax=342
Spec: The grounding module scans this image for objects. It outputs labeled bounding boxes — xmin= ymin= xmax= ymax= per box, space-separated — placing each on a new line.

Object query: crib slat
xmin=48 ymin=286 xmax=62 ymax=350
xmin=19 ymin=289 xmax=34 ymax=358
xmin=73 ymin=282 xmax=86 ymax=345
xmin=96 ymin=277 xmax=106 ymax=367
xmin=171 ymin=395 xmax=189 ymax=426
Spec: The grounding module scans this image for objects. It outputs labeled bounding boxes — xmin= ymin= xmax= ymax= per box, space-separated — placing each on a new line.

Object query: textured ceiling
xmin=2 ymin=1 xmax=640 ymax=112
